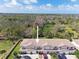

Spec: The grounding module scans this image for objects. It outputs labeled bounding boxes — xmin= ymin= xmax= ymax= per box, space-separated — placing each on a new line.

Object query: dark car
xmin=23 ymin=56 xmax=31 ymax=59
xmin=57 ymin=53 xmax=67 ymax=59
xmin=43 ymin=53 xmax=48 ymax=59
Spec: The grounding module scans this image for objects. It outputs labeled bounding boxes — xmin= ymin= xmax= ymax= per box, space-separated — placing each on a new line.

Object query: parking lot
xmin=65 ymin=55 xmax=78 ymax=59
xmin=19 ymin=54 xmax=51 ymax=59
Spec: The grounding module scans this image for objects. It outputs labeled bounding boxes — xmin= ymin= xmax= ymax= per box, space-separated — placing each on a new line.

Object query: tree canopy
xmin=0 ymin=14 xmax=79 ymax=40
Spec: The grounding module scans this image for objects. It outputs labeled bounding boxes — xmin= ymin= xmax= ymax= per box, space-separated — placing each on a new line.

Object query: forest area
xmin=0 ymin=14 xmax=79 ymax=40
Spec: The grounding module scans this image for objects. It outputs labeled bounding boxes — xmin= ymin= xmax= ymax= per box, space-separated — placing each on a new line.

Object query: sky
xmin=0 ymin=0 xmax=79 ymax=14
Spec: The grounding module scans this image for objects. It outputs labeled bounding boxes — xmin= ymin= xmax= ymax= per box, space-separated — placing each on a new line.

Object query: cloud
xmin=4 ymin=0 xmax=8 ymax=2
xmin=1 ymin=2 xmax=53 ymax=10
xmin=2 ymin=0 xmax=21 ymax=8
xmin=39 ymin=3 xmax=54 ymax=10
xmin=2 ymin=0 xmax=38 ymax=8
xmin=40 ymin=4 xmax=79 ymax=10
xmin=1 ymin=0 xmax=79 ymax=13
xmin=10 ymin=0 xmax=17 ymax=5
xmin=58 ymin=4 xmax=79 ymax=10
xmin=1 ymin=1 xmax=79 ymax=11
xmin=71 ymin=0 xmax=77 ymax=2
xmin=58 ymin=5 xmax=72 ymax=10
xmin=8 ymin=0 xmax=38 ymax=5
xmin=46 ymin=4 xmax=52 ymax=7
xmin=23 ymin=0 xmax=38 ymax=4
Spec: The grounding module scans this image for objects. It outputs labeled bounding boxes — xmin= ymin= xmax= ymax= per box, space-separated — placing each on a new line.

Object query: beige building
xmin=20 ymin=39 xmax=76 ymax=54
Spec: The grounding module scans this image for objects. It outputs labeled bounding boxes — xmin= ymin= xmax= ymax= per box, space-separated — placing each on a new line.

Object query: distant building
xmin=20 ymin=39 xmax=76 ymax=54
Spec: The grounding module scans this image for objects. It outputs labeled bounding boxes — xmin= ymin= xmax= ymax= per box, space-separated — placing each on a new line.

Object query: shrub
xmin=0 ymin=50 xmax=6 ymax=54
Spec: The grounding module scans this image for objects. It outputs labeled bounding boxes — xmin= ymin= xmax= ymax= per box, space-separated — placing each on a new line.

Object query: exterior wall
xmin=20 ymin=45 xmax=76 ymax=54
xmin=20 ymin=39 xmax=76 ymax=54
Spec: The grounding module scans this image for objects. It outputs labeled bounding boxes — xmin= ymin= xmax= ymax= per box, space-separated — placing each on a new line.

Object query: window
xmin=34 ymin=46 xmax=42 ymax=50
xmin=44 ymin=45 xmax=52 ymax=50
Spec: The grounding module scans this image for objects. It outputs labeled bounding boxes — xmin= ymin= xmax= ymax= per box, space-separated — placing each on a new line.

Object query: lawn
xmin=0 ymin=40 xmax=13 ymax=50
xmin=50 ymin=53 xmax=58 ymax=59
xmin=73 ymin=50 xmax=79 ymax=59
xmin=8 ymin=41 xmax=20 ymax=59
xmin=0 ymin=40 xmax=13 ymax=58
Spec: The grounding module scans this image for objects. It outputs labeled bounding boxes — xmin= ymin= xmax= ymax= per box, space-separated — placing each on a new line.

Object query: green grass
xmin=0 ymin=40 xmax=13 ymax=51
xmin=8 ymin=42 xmax=20 ymax=59
xmin=0 ymin=40 xmax=13 ymax=59
xmin=73 ymin=50 xmax=79 ymax=59
xmin=50 ymin=53 xmax=58 ymax=59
